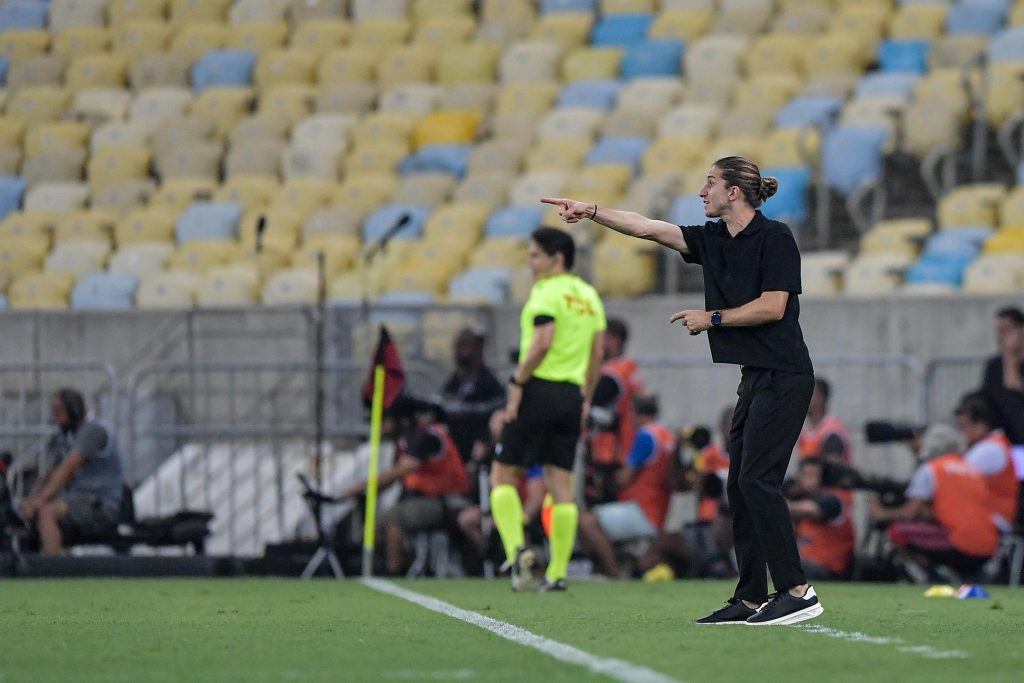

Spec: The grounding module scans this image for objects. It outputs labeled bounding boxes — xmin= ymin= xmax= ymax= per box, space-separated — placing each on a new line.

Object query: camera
xmin=819 ymin=459 xmax=909 ymax=508
xmin=865 ymin=420 xmax=925 ymax=445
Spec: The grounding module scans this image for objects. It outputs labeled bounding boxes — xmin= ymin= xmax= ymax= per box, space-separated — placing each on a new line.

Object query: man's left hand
xmin=670 ymin=310 xmax=712 ymax=335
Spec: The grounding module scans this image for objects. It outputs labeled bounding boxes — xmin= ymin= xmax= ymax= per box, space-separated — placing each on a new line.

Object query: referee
xmin=542 ymin=156 xmax=822 ymax=625
xmin=491 ymin=227 xmax=606 ymax=592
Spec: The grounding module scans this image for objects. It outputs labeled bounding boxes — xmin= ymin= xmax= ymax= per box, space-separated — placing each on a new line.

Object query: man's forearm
xmin=592 ymin=206 xmax=660 ymax=240
xmin=721 ymin=295 xmax=785 ymax=327
xmin=514 ymin=345 xmax=548 ymax=384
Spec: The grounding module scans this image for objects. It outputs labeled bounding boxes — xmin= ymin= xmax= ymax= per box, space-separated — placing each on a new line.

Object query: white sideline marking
xmin=361 ymin=578 xmax=684 ymax=683
xmin=796 ymin=625 xmax=968 ymax=660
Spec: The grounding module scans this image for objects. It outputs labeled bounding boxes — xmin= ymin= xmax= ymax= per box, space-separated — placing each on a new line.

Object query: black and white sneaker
xmin=695 ymin=598 xmax=762 ymax=625
xmin=538 ymin=577 xmax=567 ymax=592
xmin=501 ymin=546 xmax=540 ymax=592
xmin=745 ymin=586 xmax=823 ymax=626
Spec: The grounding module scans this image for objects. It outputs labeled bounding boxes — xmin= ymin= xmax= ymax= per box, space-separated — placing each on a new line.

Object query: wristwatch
xmin=710 ymin=310 xmax=722 ymax=327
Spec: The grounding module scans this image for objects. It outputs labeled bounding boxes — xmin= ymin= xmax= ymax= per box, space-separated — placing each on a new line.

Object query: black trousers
xmin=728 ymin=366 xmax=814 ymax=603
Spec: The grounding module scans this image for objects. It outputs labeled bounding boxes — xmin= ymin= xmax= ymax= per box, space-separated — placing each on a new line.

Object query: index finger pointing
xmin=540 ymin=197 xmax=566 ymax=207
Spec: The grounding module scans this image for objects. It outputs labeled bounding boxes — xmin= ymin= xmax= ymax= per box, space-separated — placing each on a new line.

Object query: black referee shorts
xmin=496 ymin=378 xmax=583 ymax=472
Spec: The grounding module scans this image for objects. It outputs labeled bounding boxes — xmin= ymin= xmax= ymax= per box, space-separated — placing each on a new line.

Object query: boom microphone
xmin=366 ymin=213 xmax=413 ymax=263
xmin=255 ymin=215 xmax=267 ymax=254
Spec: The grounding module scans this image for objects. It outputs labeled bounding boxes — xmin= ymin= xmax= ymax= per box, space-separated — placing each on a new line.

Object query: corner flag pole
xmin=362 ymin=364 xmax=385 ymax=577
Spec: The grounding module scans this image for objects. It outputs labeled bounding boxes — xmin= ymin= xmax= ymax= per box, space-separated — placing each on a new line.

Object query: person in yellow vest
xmin=578 ymin=395 xmax=676 ymax=577
xmin=799 ymin=378 xmax=853 ymax=464
xmin=787 ymin=458 xmax=855 ymax=580
xmin=955 ymin=392 xmax=1020 ymax=526
xmin=490 ymin=227 xmax=606 ymax=592
xmin=340 ymin=396 xmax=470 ymax=576
xmin=869 ymin=423 xmax=1001 ymax=582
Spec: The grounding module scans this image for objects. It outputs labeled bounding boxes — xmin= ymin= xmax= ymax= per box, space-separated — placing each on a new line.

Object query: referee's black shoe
xmin=745 ymin=586 xmax=823 ymax=626
xmin=538 ymin=577 xmax=567 ymax=592
xmin=695 ymin=598 xmax=761 ymax=625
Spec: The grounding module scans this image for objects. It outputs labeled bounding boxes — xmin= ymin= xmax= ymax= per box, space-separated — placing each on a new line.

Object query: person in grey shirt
xmin=18 ymin=388 xmax=124 ymax=554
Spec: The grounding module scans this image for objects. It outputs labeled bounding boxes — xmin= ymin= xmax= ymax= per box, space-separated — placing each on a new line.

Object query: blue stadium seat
xmin=774 ymin=96 xmax=843 ymax=130
xmin=760 ymin=167 xmax=811 ymax=226
xmin=0 ymin=177 xmax=26 ymax=221
xmin=667 ymin=196 xmax=709 ymax=227
xmin=945 ymin=0 xmax=1010 ymax=35
xmin=0 ymin=56 xmax=9 ymax=87
xmin=585 ymin=137 xmax=649 ymax=171
xmin=621 ymin=40 xmax=684 ymax=80
xmin=591 ymin=14 xmax=654 ymax=47
xmin=822 ymin=126 xmax=888 ymax=196
xmin=0 ymin=1 xmax=49 ymax=32
xmin=363 ymin=204 xmax=430 ymax=244
xmin=557 ymin=79 xmax=622 ymax=110
xmin=541 ymin=0 xmax=598 ymax=13
xmin=855 ymin=73 xmax=921 ymax=100
xmin=176 ymin=202 xmax=244 ymax=244
xmin=878 ymin=40 xmax=930 ymax=74
xmin=485 ymin=206 xmax=545 ymax=238
xmin=923 ymin=227 xmax=994 ymax=256
xmin=449 ymin=267 xmax=512 ymax=303
xmin=905 ymin=254 xmax=975 ymax=287
xmin=398 ymin=145 xmax=473 ymax=178
xmin=0 ymin=295 xmax=7 ymax=310
xmin=192 ymin=51 xmax=259 ymax=93
xmin=989 ymin=27 xmax=1024 ymax=64
xmin=1017 ymin=162 xmax=1024 ymax=185
xmin=72 ymin=273 xmax=140 ymax=310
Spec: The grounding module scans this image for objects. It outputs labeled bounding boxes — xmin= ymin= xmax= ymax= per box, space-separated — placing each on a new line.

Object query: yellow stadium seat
xmin=843 ymin=253 xmax=914 ymax=295
xmin=494 ymin=81 xmax=559 ymax=116
xmin=390 ymin=172 xmax=456 ymax=206
xmin=760 ymin=128 xmax=820 ymax=168
xmin=345 ymin=140 xmax=410 ymax=174
xmin=254 ymin=49 xmax=317 ymax=91
xmin=150 ymin=115 xmax=217 ymax=157
xmin=376 ymin=46 xmax=437 ymax=89
xmin=226 ymin=113 xmax=289 ymax=147
xmin=195 ymin=264 xmax=260 ymax=307
xmin=914 ymin=69 xmax=969 ymax=119
xmin=510 ymin=169 xmax=570 ymax=206
xmin=70 ymin=88 xmax=133 ymax=122
xmin=292 ymin=112 xmax=357 ymax=152
xmin=329 ymin=269 xmax=382 ymax=301
xmin=0 ymin=31 xmax=50 ymax=60
xmin=619 ymin=173 xmax=680 ymax=215
xmin=649 ymin=8 xmax=714 ymax=41
xmin=23 ymin=182 xmax=89 ymax=213
xmin=929 ymin=35 xmax=989 ymax=70
xmin=889 ymin=4 xmax=947 ymax=40
xmin=8 ymin=271 xmax=75 ymax=309
xmin=87 ymin=145 xmax=152 ymax=189
xmin=351 ymin=18 xmax=412 ymax=53
xmin=21 ymin=148 xmax=86 ymax=186
xmin=1000 ymin=188 xmax=1024 ymax=231
xmin=272 ymin=178 xmax=337 ymax=214
xmin=91 ymin=180 xmax=154 ymax=215
xmin=169 ymin=0 xmax=230 ymax=26
xmin=593 ymin=238 xmax=656 ymax=298
xmin=617 ymin=77 xmax=684 ymax=114
xmin=742 ymin=34 xmax=803 ymax=78
xmin=24 ymin=121 xmax=91 ymax=156
xmin=467 ymin=140 xmax=525 ymax=176
xmin=453 ymin=171 xmax=512 ymax=207
xmin=114 ymin=208 xmax=178 ymax=244
xmin=712 ymin=10 xmax=771 ymax=36
xmin=412 ymin=0 xmax=473 ymax=22
xmin=566 ymin=165 xmax=631 ymax=196
xmin=562 ymin=47 xmax=622 ymax=82
xmin=0 ymin=147 xmax=22 ymax=175
xmin=469 ymin=237 xmax=528 ymax=268
xmin=984 ymin=229 xmax=1024 ymax=255
xmin=719 ymin=108 xmax=775 ymax=136
xmin=317 ymin=47 xmax=376 ymax=85
xmin=439 ymin=84 xmax=496 ymax=118
xmin=499 ymin=40 xmax=564 ymax=83
xmin=292 ymin=235 xmax=360 ymax=278
xmin=986 ymin=65 xmax=1024 ymax=128
xmin=155 ymin=140 xmax=223 ymax=181
xmin=414 ymin=16 xmax=476 ymax=48
xmin=314 ymin=83 xmax=377 ymax=115
xmin=773 ymin=5 xmax=832 ymax=34
xmin=799 ymin=34 xmax=863 ymax=78
xmin=423 ymin=201 xmax=489 ymax=244
xmin=51 ymin=0 xmax=109 ymax=30
xmin=7 ymin=55 xmax=67 ymax=90
xmin=107 ymin=0 xmax=167 ymax=26
xmin=0 ymin=210 xmax=55 ymax=243
xmin=437 ymin=43 xmax=501 ymax=86
xmin=938 ymin=184 xmax=1006 ymax=229
xmin=800 ymin=250 xmax=848 ymax=296
xmin=525 ymin=138 xmax=592 ymax=172
xmin=112 ymin=20 xmax=173 ymax=58
xmin=258 ymin=84 xmax=316 ymax=124
xmin=302 ymin=205 xmax=365 ymax=241
xmin=170 ymin=22 xmax=226 ymax=59
xmin=54 ymin=209 xmax=116 ymax=242
xmin=657 ymin=104 xmax=720 ymax=138
xmin=230 ymin=0 xmax=291 ymax=24
xmin=1012 ymin=0 xmax=1024 ymax=25
xmin=357 ymin=110 xmax=417 ymax=142
xmin=289 ymin=0 xmax=346 ymax=23
xmin=685 ymin=35 xmax=747 ymax=83
xmin=529 ymin=12 xmax=593 ymax=49
xmin=226 ymin=22 xmax=290 ymax=52
xmin=412 ymin=110 xmax=480 ymax=148
xmin=66 ymin=54 xmax=129 ymax=90
xmin=52 ymin=27 xmax=110 ymax=58
xmin=901 ymin=102 xmax=960 ymax=157
xmin=329 ymin=173 xmax=393 ymax=215
xmin=149 ymin=177 xmax=218 ymax=211
xmin=702 ymin=135 xmax=766 ymax=169
xmin=291 ymin=19 xmax=350 ymax=56
xmin=190 ymin=87 xmax=255 ymax=136
xmin=216 ymin=175 xmax=281 ymax=211
xmin=0 ymin=238 xmax=49 ymax=280
xmin=108 ymin=242 xmax=175 ymax=277
xmin=489 ymin=111 xmax=542 ymax=144
xmin=128 ymin=52 xmax=192 ymax=89
xmin=537 ymin=107 xmax=604 ymax=141
xmin=262 ymin=267 xmax=318 ymax=304
xmin=101 ymin=113 xmax=166 ymax=150
xmin=225 ymin=139 xmax=286 ymax=179
xmin=45 ymin=238 xmax=110 ymax=278
xmin=281 ymin=143 xmax=343 ymax=181
xmin=135 ymin=270 xmax=199 ymax=309
xmin=733 ymin=74 xmax=804 ymax=111
xmin=169 ymin=240 xmax=243 ymax=273
xmin=383 ymin=261 xmax=448 ymax=296
xmin=6 ymin=87 xmax=71 ymax=122
xmin=964 ymin=254 xmax=1024 ymax=293
xmin=859 ymin=221 xmax=925 ymax=258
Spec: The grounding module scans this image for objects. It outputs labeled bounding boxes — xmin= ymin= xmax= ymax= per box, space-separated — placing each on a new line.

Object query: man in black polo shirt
xmin=542 ymin=155 xmax=822 ymax=626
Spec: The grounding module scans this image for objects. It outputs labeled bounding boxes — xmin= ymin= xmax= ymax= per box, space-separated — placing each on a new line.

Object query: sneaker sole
xmin=746 ymin=603 xmax=824 ymax=627
xmin=696 ymin=620 xmax=752 ymax=626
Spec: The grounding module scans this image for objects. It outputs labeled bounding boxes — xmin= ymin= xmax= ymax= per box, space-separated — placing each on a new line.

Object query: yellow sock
xmin=545 ymin=503 xmax=578 ymax=582
xmin=490 ymin=484 xmax=525 ymax=563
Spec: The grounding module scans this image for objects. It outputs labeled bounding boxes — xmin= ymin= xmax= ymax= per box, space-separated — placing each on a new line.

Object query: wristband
xmin=508 ymin=375 xmax=522 ymax=387
xmin=589 ymin=204 xmax=598 ymax=220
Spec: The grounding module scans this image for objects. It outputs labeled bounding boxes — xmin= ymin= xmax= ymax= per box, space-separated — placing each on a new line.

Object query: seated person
xmin=578 ymin=395 xmax=676 ymax=578
xmin=869 ymin=423 xmax=1001 ymax=582
xmin=18 ymin=389 xmax=124 ymax=555
xmin=340 ymin=395 xmax=471 ymax=576
xmin=787 ymin=458 xmax=855 ymax=581
xmin=955 ymin=392 xmax=1019 ymax=526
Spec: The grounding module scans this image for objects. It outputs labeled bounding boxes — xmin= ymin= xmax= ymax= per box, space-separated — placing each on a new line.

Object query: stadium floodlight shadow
xmin=297 ymin=473 xmax=352 ymax=580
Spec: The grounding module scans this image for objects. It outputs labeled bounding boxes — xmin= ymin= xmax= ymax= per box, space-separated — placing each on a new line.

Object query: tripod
xmin=298 ymin=473 xmax=346 ymax=579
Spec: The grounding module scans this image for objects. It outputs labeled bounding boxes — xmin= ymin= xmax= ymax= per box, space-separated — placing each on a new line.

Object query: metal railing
xmin=924 ymin=355 xmax=988 ymax=423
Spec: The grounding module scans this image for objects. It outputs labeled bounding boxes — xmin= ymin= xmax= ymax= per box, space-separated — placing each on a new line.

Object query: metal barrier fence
xmin=924 ymin=356 xmax=988 ymax=423
xmin=0 ymin=362 xmax=117 ymax=498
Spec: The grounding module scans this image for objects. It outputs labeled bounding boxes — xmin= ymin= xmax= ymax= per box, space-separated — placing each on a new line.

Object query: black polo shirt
xmin=679 ymin=211 xmax=813 ymax=375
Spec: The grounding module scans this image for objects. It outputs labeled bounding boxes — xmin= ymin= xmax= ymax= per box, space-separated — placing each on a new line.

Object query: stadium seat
xmin=0 ymin=1 xmax=49 ymax=32
xmin=510 ymin=169 xmax=571 ymax=205
xmin=500 ymin=40 xmax=565 ymax=83
xmin=592 ymin=236 xmax=655 ymax=297
xmin=557 ymin=79 xmax=622 ymax=110
xmin=878 ymin=40 xmax=930 ymax=74
xmin=72 ymin=272 xmax=139 ymax=310
xmin=585 ymin=136 xmax=648 ymax=172
xmin=964 ymin=253 xmax=1024 ymax=293
xmin=56 ymin=210 xmax=117 ymax=245
xmin=50 ymin=0 xmax=109 ymax=31
xmin=800 ymin=250 xmax=849 ymax=296
xmin=938 ymin=184 xmax=1005 ymax=229
xmin=537 ymin=107 xmax=605 ymax=141
xmin=453 ymin=171 xmax=512 ymax=207
xmin=0 ymin=177 xmax=26 ymax=221
xmin=129 ymin=52 xmax=192 ymax=90
xmin=189 ymin=87 xmax=256 ymax=137
xmin=438 ymin=84 xmax=497 ymax=117
xmin=300 ymin=205 xmax=364 ymax=242
xmin=6 ymin=54 xmax=66 ymax=90
xmin=0 ymin=30 xmax=50 ymax=61
xmin=761 ymin=167 xmax=812 ymax=226
xmin=176 ymin=202 xmax=244 ymax=244
xmin=984 ymin=228 xmax=1024 ymax=255
xmin=91 ymin=178 xmax=156 ymax=213
xmin=8 ymin=270 xmax=75 ymax=309
xmin=352 ymin=0 xmax=409 ymax=22
xmin=649 ymin=8 xmax=713 ymax=42
xmin=822 ymin=126 xmax=887 ymax=197
xmin=400 ymin=144 xmax=472 ymax=178
xmin=52 ymin=27 xmax=109 ymax=58
xmin=946 ymin=0 xmax=1010 ymax=35
xmin=901 ymin=102 xmax=960 ymax=157
xmin=591 ymin=14 xmax=653 ymax=47
xmin=91 ymin=121 xmax=152 ymax=151
xmin=231 ymin=0 xmax=291 ymax=24
xmin=170 ymin=0 xmax=232 ymax=27
xmin=562 ymin=46 xmax=623 ymax=84
xmin=413 ymin=111 xmax=480 ymax=149
xmin=291 ymin=20 xmax=350 ymax=56
xmin=448 ymin=266 xmax=511 ymax=303
xmin=315 ymin=83 xmax=377 ymax=115
xmin=376 ymin=46 xmax=436 ymax=90
xmin=905 ymin=253 xmax=974 ymax=288
xmin=414 ymin=16 xmax=476 ymax=49
xmin=6 ymin=86 xmax=71 ymax=122
xmin=889 ymin=4 xmax=948 ymax=40
xmin=843 ymin=253 xmax=914 ymax=295
xmin=485 ymin=206 xmax=546 ymax=238
xmin=292 ymin=236 xmax=359 ymax=280
xmin=113 ymin=20 xmax=173 ymax=58
xmin=989 ymin=26 xmax=1024 ymax=64
xmin=377 ymin=83 xmax=442 ymax=118
xmin=658 ymin=103 xmax=721 ymax=137
xmin=390 ymin=172 xmax=456 ymax=206
xmin=24 ymin=181 xmax=89 ymax=213
xmin=155 ymin=141 xmax=223 ymax=182
xmin=135 ymin=270 xmax=198 ymax=309
xmin=336 ymin=172 xmax=399 ymax=214
xmin=255 ymin=50 xmax=317 ymax=91
xmin=45 ymin=238 xmax=110 ymax=278
xmin=923 ymin=227 xmax=993 ymax=258
xmin=261 ymin=267 xmax=318 ymax=305
xmin=108 ymin=242 xmax=175 ymax=278
xmin=619 ymin=40 xmax=684 ymax=81
xmin=362 ymin=204 xmax=430 ymax=244
xmin=196 ymin=265 xmax=260 ymax=307
xmin=529 ymin=12 xmax=594 ymax=49
xmin=169 ymin=240 xmax=244 ymax=272
xmin=684 ymin=35 xmax=747 ymax=83
xmin=423 ymin=202 xmax=489 ymax=247
xmin=192 ymin=51 xmax=258 ymax=93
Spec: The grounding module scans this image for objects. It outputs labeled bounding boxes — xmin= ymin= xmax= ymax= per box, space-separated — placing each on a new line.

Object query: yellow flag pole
xmin=362 ymin=364 xmax=385 ymax=577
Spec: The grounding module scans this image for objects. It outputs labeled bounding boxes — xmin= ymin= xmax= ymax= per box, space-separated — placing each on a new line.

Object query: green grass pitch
xmin=2 ymin=579 xmax=1023 ymax=682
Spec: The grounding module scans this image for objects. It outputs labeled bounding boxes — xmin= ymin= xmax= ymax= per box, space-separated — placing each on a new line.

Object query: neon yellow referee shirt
xmin=519 ymin=273 xmax=606 ymax=387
